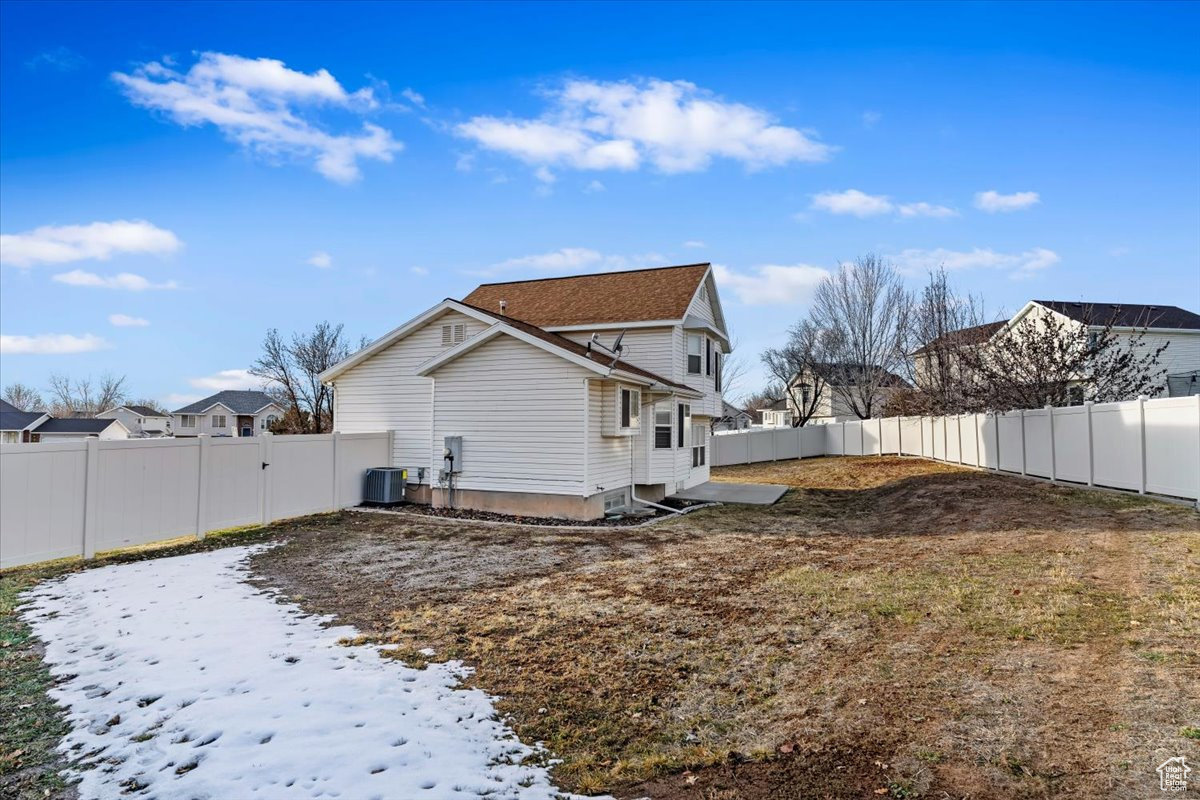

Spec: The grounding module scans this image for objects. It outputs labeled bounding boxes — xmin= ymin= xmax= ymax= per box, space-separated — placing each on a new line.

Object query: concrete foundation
xmin=427 ymin=486 xmax=612 ymax=520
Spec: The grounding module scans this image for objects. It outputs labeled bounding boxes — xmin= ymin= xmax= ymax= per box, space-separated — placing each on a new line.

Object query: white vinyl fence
xmin=712 ymin=395 xmax=1200 ymax=502
xmin=1 ymin=432 xmax=390 ymax=569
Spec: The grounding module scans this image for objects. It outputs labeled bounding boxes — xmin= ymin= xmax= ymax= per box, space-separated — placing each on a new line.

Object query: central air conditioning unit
xmin=363 ymin=467 xmax=407 ymax=505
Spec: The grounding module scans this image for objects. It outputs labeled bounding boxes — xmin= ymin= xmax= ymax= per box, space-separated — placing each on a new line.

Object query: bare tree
xmin=959 ymin=306 xmax=1168 ymax=410
xmin=899 ymin=268 xmax=991 ymax=415
xmin=3 ymin=382 xmax=44 ymax=411
xmin=809 ymin=254 xmax=908 ymax=419
xmin=760 ymin=320 xmax=838 ymax=426
xmin=250 ymin=322 xmax=354 ymax=434
xmin=740 ymin=387 xmax=780 ymax=425
xmin=46 ymin=373 xmax=127 ymax=417
xmin=130 ymin=398 xmax=168 ymax=415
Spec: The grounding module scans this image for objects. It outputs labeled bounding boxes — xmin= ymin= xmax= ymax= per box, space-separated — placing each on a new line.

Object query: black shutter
xmin=677 ymin=404 xmax=685 ymax=447
xmin=621 ymin=390 xmax=630 ymax=428
xmin=706 ymin=339 xmax=712 ymax=375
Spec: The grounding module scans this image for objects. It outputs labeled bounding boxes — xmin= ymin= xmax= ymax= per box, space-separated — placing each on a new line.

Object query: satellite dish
xmin=611 ymin=330 xmax=625 ymax=354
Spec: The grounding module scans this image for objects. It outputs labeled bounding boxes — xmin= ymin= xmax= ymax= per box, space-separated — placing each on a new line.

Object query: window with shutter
xmin=686 ymin=334 xmax=702 ymax=374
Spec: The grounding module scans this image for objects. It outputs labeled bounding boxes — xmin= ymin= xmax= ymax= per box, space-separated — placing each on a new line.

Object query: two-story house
xmin=320 ymin=263 xmax=729 ymax=520
xmin=96 ymin=404 xmax=172 ymax=438
xmin=171 ymin=391 xmax=285 ymax=438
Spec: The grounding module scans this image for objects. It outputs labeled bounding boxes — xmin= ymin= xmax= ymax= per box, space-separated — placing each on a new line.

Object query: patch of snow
xmin=23 ymin=546 xmax=603 ymax=799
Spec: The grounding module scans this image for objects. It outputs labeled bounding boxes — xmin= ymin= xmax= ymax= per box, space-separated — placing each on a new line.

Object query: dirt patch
xmin=360 ymin=501 xmax=674 ymax=527
xmin=247 ymin=457 xmax=1199 ymax=798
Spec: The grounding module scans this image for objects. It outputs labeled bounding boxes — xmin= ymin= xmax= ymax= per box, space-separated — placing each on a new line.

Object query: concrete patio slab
xmin=669 ymin=481 xmax=788 ymax=505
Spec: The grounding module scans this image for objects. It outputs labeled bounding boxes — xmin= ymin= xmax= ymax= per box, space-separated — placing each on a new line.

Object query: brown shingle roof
xmin=461 ymin=263 xmax=711 ymax=328
xmin=913 ymin=320 xmax=1007 ymax=355
xmin=458 ymin=301 xmax=696 ymax=393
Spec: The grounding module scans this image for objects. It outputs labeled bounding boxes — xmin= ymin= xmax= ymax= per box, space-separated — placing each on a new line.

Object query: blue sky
xmin=1 ymin=1 xmax=1198 ymax=406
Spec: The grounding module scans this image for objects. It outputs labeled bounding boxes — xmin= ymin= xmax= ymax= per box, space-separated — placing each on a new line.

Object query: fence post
xmin=772 ymin=428 xmax=778 ymax=462
xmin=1084 ymin=401 xmax=1094 ymax=486
xmin=196 ymin=435 xmax=210 ymax=539
xmin=1019 ymin=410 xmax=1027 ymax=475
xmin=331 ymin=431 xmax=341 ymax=511
xmin=841 ymin=421 xmax=847 ymax=456
xmin=897 ymin=417 xmax=903 ymax=456
xmin=1137 ymin=395 xmax=1147 ymax=494
xmin=82 ymin=438 xmax=100 ymax=560
xmin=877 ymin=418 xmax=883 ymax=456
xmin=260 ymin=432 xmax=273 ymax=524
xmin=993 ymin=412 xmax=1001 ymax=471
xmin=1047 ymin=405 xmax=1056 ymax=481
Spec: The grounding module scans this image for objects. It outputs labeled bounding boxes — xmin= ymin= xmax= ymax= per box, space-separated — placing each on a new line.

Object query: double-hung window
xmin=180 ymin=414 xmax=197 ymax=428
xmin=654 ymin=406 xmax=673 ymax=449
xmin=686 ymin=334 xmax=703 ymax=375
xmin=212 ymin=414 xmax=227 ymax=429
xmin=620 ymin=387 xmax=641 ymax=431
xmin=691 ymin=423 xmax=706 ymax=467
xmin=677 ymin=403 xmax=691 ymax=448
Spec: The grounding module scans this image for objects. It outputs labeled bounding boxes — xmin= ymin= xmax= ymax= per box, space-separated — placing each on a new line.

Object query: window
xmin=620 ymin=387 xmax=641 ymax=430
xmin=700 ymin=285 xmax=708 ymax=302
xmin=211 ymin=414 xmax=227 ymax=428
xmin=441 ymin=322 xmax=466 ymax=347
xmin=603 ymin=490 xmax=628 ymax=513
xmin=261 ymin=414 xmax=278 ymax=431
xmin=677 ymin=403 xmax=691 ymax=448
xmin=687 ymin=334 xmax=703 ymax=374
xmin=180 ymin=414 xmax=197 ymax=428
xmin=691 ymin=423 xmax=706 ymax=467
xmin=654 ymin=407 xmax=673 ymax=449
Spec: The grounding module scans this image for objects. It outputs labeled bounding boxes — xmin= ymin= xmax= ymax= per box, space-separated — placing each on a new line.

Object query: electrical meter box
xmin=443 ymin=436 xmax=462 ymax=473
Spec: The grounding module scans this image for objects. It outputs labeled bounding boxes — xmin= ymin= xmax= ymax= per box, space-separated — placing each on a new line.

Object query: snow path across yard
xmin=23 ymin=546 xmax=595 ymax=800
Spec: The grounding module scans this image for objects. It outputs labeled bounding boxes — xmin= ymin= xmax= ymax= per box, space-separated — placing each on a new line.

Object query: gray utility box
xmin=443 ymin=436 xmax=463 ymax=474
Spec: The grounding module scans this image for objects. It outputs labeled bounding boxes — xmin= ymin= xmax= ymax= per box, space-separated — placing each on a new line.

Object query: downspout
xmin=627 ymin=391 xmax=683 ymax=515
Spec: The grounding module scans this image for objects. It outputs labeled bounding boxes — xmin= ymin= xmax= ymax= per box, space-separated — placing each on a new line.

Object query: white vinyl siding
xmin=587 ymin=379 xmax=634 ymax=493
xmin=332 ymin=310 xmax=483 ymax=477
xmin=430 ymin=335 xmax=589 ymax=495
xmin=180 ymin=415 xmax=197 ymax=429
xmin=558 ymin=328 xmax=676 ymax=380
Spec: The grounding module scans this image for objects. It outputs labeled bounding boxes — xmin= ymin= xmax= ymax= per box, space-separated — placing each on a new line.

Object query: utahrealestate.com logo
xmin=1157 ymin=756 xmax=1191 ymax=792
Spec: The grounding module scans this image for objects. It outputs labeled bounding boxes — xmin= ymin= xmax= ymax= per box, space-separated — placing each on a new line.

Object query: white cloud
xmin=534 ymin=166 xmax=557 ymax=184
xmin=0 ymin=219 xmax=181 ymax=268
xmin=52 ymin=270 xmax=180 ymax=290
xmin=810 ymin=189 xmax=957 ymax=219
xmin=713 ymin=263 xmax=830 ymax=305
xmin=411 ymin=266 xmax=429 ymax=276
xmin=474 ymin=247 xmax=666 ymax=277
xmin=188 ymin=368 xmax=264 ymax=392
xmin=973 ymin=190 xmax=1040 ymax=213
xmin=400 ymin=88 xmax=426 ymax=108
xmin=307 ymin=250 xmax=332 ymax=268
xmin=862 ymin=110 xmax=882 ymax=129
xmin=457 ymin=77 xmax=833 ymax=176
xmin=113 ymin=52 xmax=402 ymax=183
xmin=109 ymin=314 xmax=150 ymax=327
xmin=0 ymin=333 xmax=109 ymax=355
xmin=683 ymin=240 xmax=706 ymax=249
xmin=1110 ymin=246 xmax=1131 ymax=258
xmin=891 ymin=247 xmax=1060 ymax=279
xmin=25 ymin=46 xmax=86 ymax=72
xmin=584 ymin=179 xmax=606 ymax=193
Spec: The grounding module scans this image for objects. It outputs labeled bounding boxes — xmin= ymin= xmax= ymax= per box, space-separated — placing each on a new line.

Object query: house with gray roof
xmin=97 ymin=404 xmax=173 ymax=438
xmin=0 ymin=399 xmax=50 ymax=443
xmin=32 ymin=417 xmax=130 ymax=441
xmin=171 ymin=390 xmax=285 ymax=437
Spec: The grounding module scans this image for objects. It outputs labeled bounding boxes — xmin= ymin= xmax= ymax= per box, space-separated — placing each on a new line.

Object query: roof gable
xmin=1033 ymin=300 xmax=1200 ymax=330
xmin=461 ymin=263 xmax=711 ymax=328
xmin=173 ymin=390 xmax=280 ymax=415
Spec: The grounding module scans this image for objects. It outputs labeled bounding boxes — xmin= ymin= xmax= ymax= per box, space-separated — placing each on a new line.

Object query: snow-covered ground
xmin=22 ymin=546 xmax=596 ymax=800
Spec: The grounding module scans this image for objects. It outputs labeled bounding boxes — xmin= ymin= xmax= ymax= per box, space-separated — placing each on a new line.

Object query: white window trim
xmin=211 ymin=414 xmax=227 ymax=428
xmin=686 ymin=333 xmax=703 ymax=375
xmin=654 ymin=405 xmax=672 ymax=449
xmin=180 ymin=414 xmax=197 ymax=428
xmin=619 ymin=386 xmax=641 ymax=432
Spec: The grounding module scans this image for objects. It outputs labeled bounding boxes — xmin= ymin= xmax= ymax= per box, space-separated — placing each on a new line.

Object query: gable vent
xmin=441 ymin=323 xmax=466 ymax=347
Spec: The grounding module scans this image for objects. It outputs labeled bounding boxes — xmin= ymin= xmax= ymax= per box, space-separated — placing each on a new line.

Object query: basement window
xmin=603 ymin=490 xmax=629 ymax=513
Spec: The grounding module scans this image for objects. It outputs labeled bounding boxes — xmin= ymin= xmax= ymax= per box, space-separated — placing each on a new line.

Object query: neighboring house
xmin=171 ymin=391 xmax=284 ymax=437
xmin=97 ymin=404 xmax=172 ymax=438
xmin=712 ymin=401 xmax=753 ymax=433
xmin=912 ymin=320 xmax=1006 ymax=391
xmin=0 ymin=399 xmax=50 ymax=443
xmin=321 ymin=262 xmax=729 ymax=520
xmin=916 ymin=301 xmax=1200 ymax=400
xmin=784 ymin=364 xmax=909 ymax=424
xmin=758 ymin=398 xmax=793 ymax=428
xmin=31 ymin=417 xmax=130 ymax=441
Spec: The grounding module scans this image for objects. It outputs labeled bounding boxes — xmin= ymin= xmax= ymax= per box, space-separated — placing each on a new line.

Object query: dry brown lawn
xmin=219 ymin=458 xmax=1196 ymax=797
